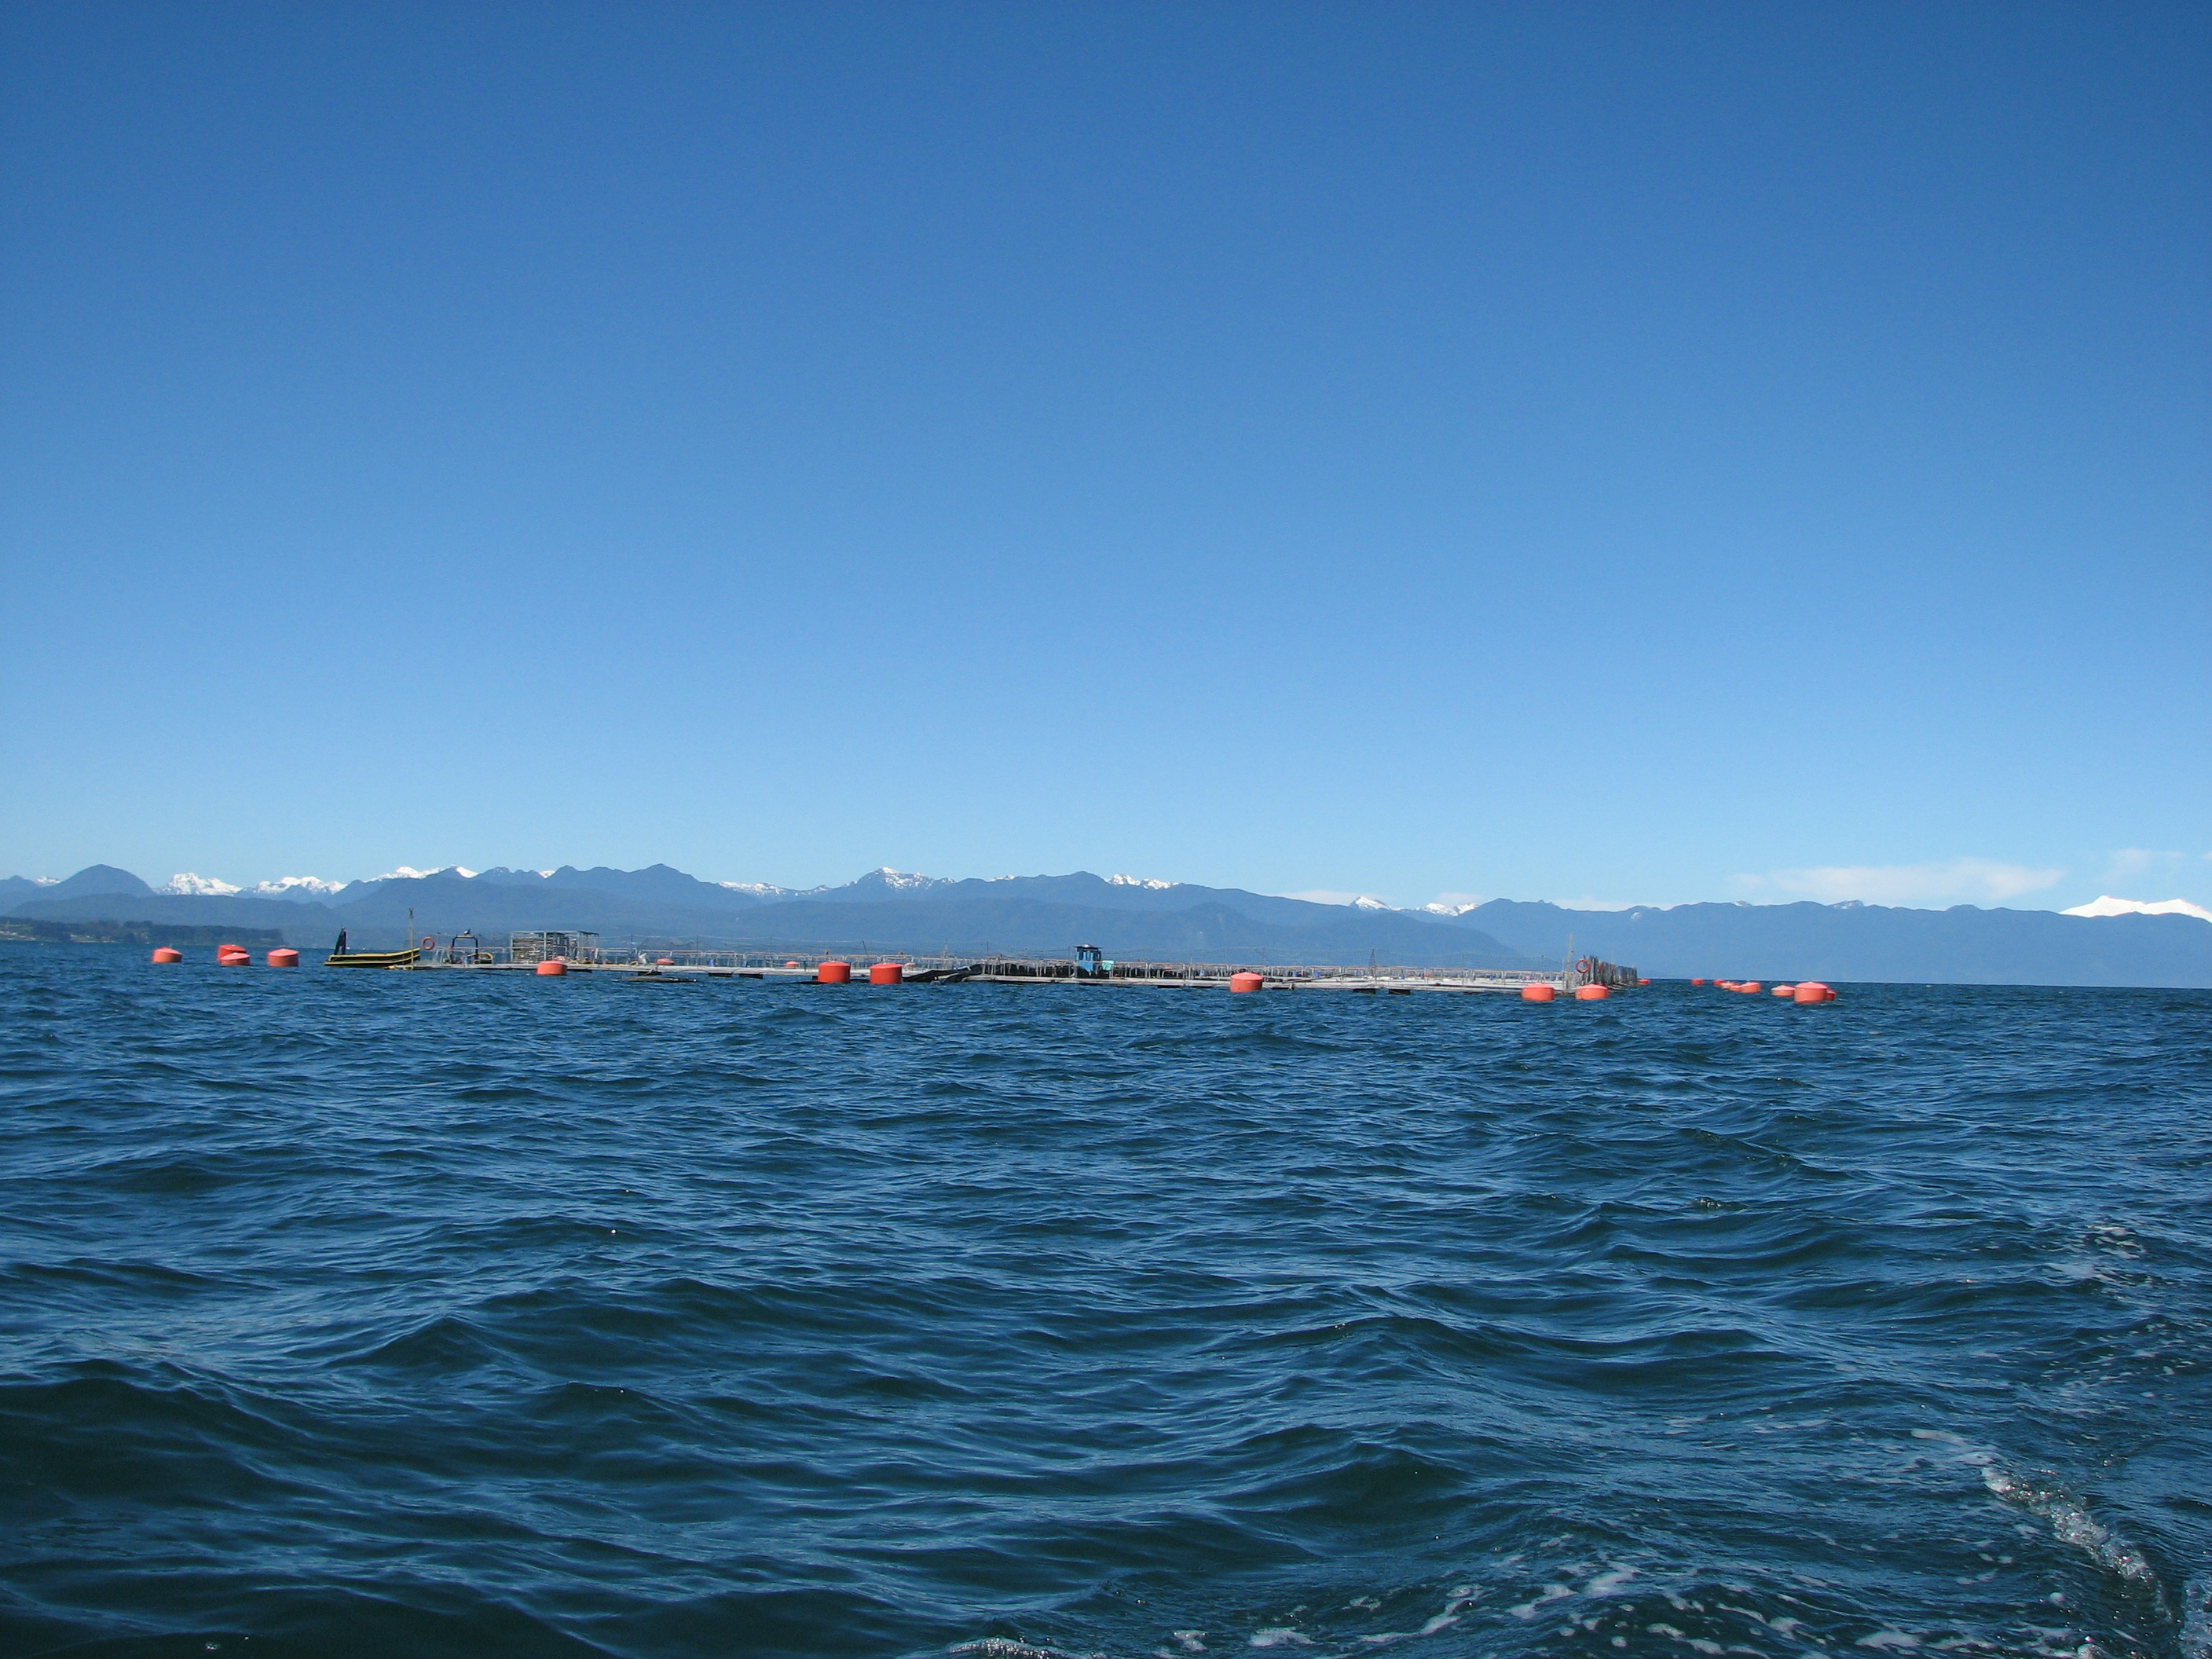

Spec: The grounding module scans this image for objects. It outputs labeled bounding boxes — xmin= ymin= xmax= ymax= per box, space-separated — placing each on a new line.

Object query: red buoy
xmin=1772 ymin=984 xmax=1795 ymax=997
xmin=784 ymin=960 xmax=800 ymax=969
xmin=1638 ymin=978 xmax=1650 ymax=986
xmin=1794 ymin=981 xmax=1833 ymax=1004
xmin=1229 ymin=971 xmax=1264 ymax=993
xmin=1739 ymin=982 xmax=1762 ymax=994
xmin=817 ymin=961 xmax=851 ymax=984
xmin=655 ymin=958 xmax=675 ymax=966
xmin=535 ymin=959 xmax=566 ymax=976
xmin=1522 ymin=983 xmax=1555 ymax=1002
xmin=1574 ymin=983 xmax=1609 ymax=1000
xmin=1690 ymin=978 xmax=1704 ymax=986
xmin=151 ymin=947 xmax=183 ymax=963
xmin=869 ymin=961 xmax=903 ymax=985
xmin=217 ymin=945 xmax=250 ymax=965
xmin=267 ymin=948 xmax=299 ymax=967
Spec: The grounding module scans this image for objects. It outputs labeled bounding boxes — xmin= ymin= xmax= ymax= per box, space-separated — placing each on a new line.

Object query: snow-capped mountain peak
xmin=855 ymin=868 xmax=949 ymax=893
xmin=366 ymin=866 xmax=478 ymax=883
xmin=1107 ymin=873 xmax=1174 ymax=890
xmin=2061 ymin=894 xmax=2212 ymax=924
xmin=245 ymin=877 xmax=346 ymax=900
xmin=159 ymin=872 xmax=346 ymax=899
xmin=1350 ymin=895 xmax=1393 ymax=910
xmin=163 ymin=873 xmax=241 ymax=895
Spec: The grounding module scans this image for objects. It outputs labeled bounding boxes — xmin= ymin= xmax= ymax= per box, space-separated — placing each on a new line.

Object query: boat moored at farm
xmin=322 ymin=928 xmax=420 ymax=969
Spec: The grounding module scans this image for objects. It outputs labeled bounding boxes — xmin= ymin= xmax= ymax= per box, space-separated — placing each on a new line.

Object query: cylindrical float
xmin=217 ymin=945 xmax=251 ymax=965
xmin=1772 ymin=984 xmax=1795 ymax=997
xmin=784 ymin=960 xmax=800 ymax=969
xmin=869 ymin=961 xmax=903 ymax=985
xmin=1229 ymin=971 xmax=1265 ymax=993
xmin=151 ymin=947 xmax=183 ymax=963
xmin=817 ymin=961 xmax=851 ymax=984
xmin=535 ymin=959 xmax=567 ymax=976
xmin=1739 ymin=982 xmax=1762 ymax=994
xmin=1521 ymin=983 xmax=1555 ymax=1002
xmin=655 ymin=958 xmax=675 ymax=966
xmin=1793 ymin=981 xmax=1832 ymax=1003
xmin=1574 ymin=983 xmax=1609 ymax=1000
xmin=267 ymin=948 xmax=299 ymax=967
xmin=1690 ymin=978 xmax=1704 ymax=986
xmin=1638 ymin=978 xmax=1650 ymax=986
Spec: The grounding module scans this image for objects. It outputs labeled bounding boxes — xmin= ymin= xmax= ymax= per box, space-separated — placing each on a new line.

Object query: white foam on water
xmin=1979 ymin=1467 xmax=2159 ymax=1588
xmin=950 ymin=1643 xmax=1104 ymax=1659
xmin=1903 ymin=1431 xmax=2172 ymax=1633
xmin=2181 ymin=1576 xmax=2211 ymax=1659
xmin=1510 ymin=1584 xmax=1575 ymax=1619
xmin=1587 ymin=1566 xmax=1642 ymax=1597
xmin=1247 ymin=1632 xmax=1315 ymax=1649
xmin=1337 ymin=1586 xmax=1488 ymax=1650
xmin=1856 ymin=1634 xmax=1921 ymax=1650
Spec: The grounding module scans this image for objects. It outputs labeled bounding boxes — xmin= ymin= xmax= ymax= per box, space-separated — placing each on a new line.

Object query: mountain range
xmin=5 ymin=863 xmax=2210 ymax=986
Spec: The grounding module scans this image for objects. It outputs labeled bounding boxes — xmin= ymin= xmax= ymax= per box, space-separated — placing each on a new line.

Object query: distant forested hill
xmin=7 ymin=864 xmax=2208 ymax=983
xmin=0 ymin=918 xmax=286 ymax=947
xmin=1457 ymin=899 xmax=2212 ymax=987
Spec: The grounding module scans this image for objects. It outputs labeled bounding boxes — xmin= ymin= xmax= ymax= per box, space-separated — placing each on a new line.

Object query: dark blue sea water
xmin=2 ymin=946 xmax=2206 ymax=1659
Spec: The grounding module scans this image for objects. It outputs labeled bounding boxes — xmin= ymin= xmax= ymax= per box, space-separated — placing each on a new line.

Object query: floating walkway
xmin=328 ymin=932 xmax=1642 ymax=996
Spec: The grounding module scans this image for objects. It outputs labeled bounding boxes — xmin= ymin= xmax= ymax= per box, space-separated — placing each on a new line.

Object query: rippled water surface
xmin=2 ymin=946 xmax=2207 ymax=1659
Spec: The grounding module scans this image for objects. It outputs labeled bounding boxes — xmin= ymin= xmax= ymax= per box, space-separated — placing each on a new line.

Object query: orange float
xmin=1521 ymin=983 xmax=1555 ymax=1002
xmin=535 ymin=959 xmax=566 ymax=976
xmin=817 ymin=961 xmax=851 ymax=984
xmin=1229 ymin=971 xmax=1265 ymax=993
xmin=151 ymin=947 xmax=183 ymax=964
xmin=869 ymin=961 xmax=903 ymax=985
xmin=1574 ymin=983 xmax=1609 ymax=1000
xmin=267 ymin=948 xmax=299 ymax=967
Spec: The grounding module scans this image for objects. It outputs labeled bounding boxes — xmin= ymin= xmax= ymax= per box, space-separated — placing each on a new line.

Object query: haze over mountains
xmin=5 ymin=862 xmax=2210 ymax=987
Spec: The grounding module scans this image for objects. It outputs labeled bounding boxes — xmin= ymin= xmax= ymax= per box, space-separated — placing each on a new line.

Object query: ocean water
xmin=0 ymin=946 xmax=2206 ymax=1659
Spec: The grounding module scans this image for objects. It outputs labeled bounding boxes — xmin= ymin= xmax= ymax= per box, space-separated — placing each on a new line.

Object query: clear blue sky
xmin=3 ymin=1 xmax=2206 ymax=911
